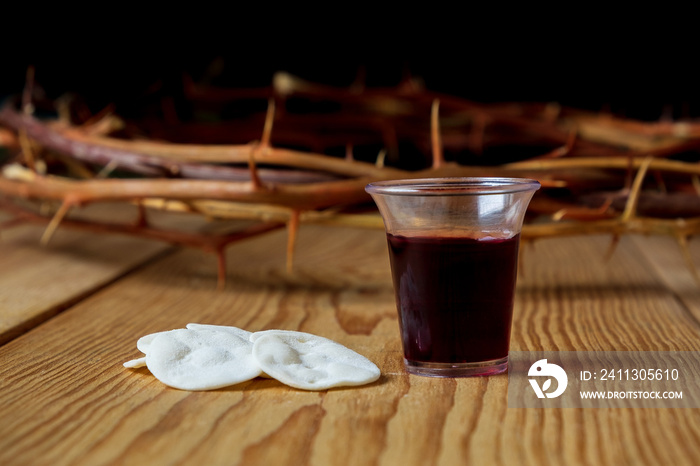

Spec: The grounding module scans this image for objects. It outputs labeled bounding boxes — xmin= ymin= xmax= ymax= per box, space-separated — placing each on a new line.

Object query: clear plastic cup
xmin=366 ymin=177 xmax=540 ymax=377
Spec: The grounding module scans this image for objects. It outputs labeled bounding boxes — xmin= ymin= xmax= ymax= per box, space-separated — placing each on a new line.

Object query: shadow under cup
xmin=366 ymin=178 xmax=540 ymax=377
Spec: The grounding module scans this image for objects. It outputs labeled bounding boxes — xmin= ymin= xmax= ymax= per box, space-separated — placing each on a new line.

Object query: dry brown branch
xmin=0 ymin=128 xmax=17 ymax=148
xmin=286 ymin=209 xmax=300 ymax=273
xmin=505 ymin=156 xmax=700 ymax=176
xmin=620 ymin=157 xmax=653 ymax=222
xmin=0 ymin=105 xmax=358 ymax=182
xmin=2 ymin=72 xmax=700 ymax=285
xmin=0 ymin=198 xmax=284 ymax=286
xmin=431 ymin=99 xmax=444 ymax=169
xmin=0 ymin=170 xmax=374 ymax=209
xmin=17 ymin=129 xmax=36 ymax=172
xmin=40 ymin=199 xmax=72 ymax=245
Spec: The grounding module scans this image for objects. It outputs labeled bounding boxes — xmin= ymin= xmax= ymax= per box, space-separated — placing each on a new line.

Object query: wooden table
xmin=1 ymin=206 xmax=699 ymax=466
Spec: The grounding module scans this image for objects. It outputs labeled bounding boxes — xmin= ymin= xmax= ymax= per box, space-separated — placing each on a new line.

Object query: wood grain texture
xmin=514 ymin=235 xmax=700 ymax=352
xmin=630 ymin=234 xmax=700 ymax=322
xmin=0 ymin=220 xmax=169 ymax=345
xmin=0 ymin=225 xmax=699 ymax=466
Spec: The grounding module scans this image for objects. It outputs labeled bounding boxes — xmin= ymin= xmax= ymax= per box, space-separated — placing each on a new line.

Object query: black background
xmin=2 ymin=13 xmax=698 ymax=121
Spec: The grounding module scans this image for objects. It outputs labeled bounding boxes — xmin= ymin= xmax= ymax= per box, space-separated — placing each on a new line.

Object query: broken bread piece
xmin=122 ymin=357 xmax=147 ymax=368
xmin=250 ymin=330 xmax=380 ymax=390
xmin=145 ymin=328 xmax=262 ymax=391
xmin=185 ymin=323 xmax=252 ymax=340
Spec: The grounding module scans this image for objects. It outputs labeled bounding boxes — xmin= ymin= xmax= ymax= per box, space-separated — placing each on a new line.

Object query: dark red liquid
xmin=387 ymin=233 xmax=520 ymax=364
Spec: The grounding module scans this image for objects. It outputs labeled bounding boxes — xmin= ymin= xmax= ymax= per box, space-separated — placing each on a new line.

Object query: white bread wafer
xmin=185 ymin=323 xmax=252 ymax=339
xmin=145 ymin=328 xmax=261 ymax=390
xmin=251 ymin=330 xmax=380 ymax=390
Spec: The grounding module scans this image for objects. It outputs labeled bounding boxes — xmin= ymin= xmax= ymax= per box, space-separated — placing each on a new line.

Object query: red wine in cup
xmin=387 ymin=233 xmax=520 ymax=364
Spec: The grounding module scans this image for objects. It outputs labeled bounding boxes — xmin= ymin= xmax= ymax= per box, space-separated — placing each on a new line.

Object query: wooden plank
xmin=0 ymin=218 xmax=170 ymax=345
xmin=513 ymin=234 xmax=700 ymax=352
xmin=0 ymin=228 xmax=699 ymax=465
xmin=629 ymin=234 xmax=700 ymax=321
xmin=505 ymin=235 xmax=700 ymax=466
